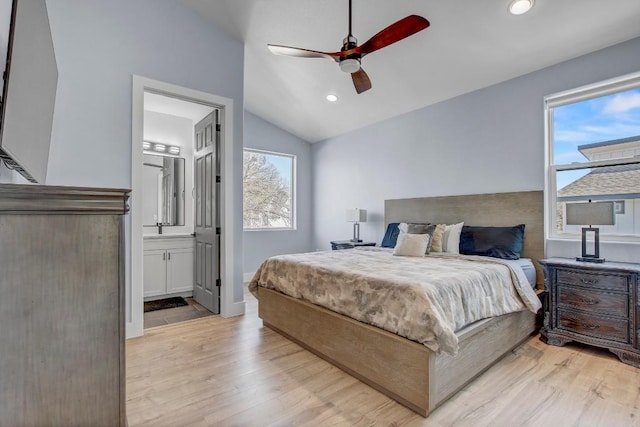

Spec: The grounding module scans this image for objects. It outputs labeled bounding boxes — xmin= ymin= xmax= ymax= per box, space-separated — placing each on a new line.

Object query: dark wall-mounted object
xmin=0 ymin=0 xmax=58 ymax=183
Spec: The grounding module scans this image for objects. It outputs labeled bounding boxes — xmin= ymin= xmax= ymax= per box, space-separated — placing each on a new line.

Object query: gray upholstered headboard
xmin=385 ymin=191 xmax=544 ymax=287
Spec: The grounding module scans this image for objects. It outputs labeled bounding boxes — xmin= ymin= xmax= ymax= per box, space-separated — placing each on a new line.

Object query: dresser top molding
xmin=0 ymin=184 xmax=130 ymax=214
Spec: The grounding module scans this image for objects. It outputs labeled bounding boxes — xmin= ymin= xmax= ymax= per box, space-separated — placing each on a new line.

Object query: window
xmin=546 ymin=72 xmax=640 ymax=239
xmin=243 ymin=149 xmax=295 ymax=230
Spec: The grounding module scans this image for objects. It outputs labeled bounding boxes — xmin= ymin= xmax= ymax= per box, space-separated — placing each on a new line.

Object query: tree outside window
xmin=243 ymin=149 xmax=295 ymax=230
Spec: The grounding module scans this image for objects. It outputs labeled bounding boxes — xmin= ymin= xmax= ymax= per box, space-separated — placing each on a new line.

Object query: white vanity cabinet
xmin=143 ymin=236 xmax=194 ymax=299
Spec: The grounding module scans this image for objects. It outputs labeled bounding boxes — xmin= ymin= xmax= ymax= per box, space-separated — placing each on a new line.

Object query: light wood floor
xmin=127 ymin=291 xmax=640 ymax=426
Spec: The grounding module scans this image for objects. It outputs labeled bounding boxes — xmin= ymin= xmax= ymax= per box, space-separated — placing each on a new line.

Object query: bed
xmin=251 ymin=191 xmax=544 ymax=417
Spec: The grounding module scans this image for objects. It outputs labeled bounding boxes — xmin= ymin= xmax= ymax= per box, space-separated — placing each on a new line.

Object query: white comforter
xmin=249 ymin=248 xmax=541 ymax=356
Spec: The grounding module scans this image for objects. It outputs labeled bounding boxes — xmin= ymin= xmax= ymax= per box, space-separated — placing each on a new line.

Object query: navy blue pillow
xmin=381 ymin=223 xmax=400 ymax=248
xmin=459 ymin=224 xmax=525 ymax=260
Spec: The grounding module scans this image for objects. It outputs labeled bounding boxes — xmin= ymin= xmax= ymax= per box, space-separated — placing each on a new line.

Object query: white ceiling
xmin=179 ymin=0 xmax=640 ymax=143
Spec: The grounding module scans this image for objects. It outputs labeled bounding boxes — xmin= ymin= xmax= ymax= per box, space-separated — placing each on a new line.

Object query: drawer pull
xmin=580 ymin=278 xmax=598 ymax=285
xmin=579 ymin=298 xmax=599 ymax=305
xmin=581 ymin=323 xmax=601 ymax=330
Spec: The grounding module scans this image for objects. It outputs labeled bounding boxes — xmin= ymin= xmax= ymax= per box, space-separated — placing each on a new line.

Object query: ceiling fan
xmin=267 ymin=0 xmax=430 ymax=94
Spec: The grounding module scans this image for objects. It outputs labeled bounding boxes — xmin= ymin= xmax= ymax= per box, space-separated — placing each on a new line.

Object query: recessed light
xmin=509 ymin=0 xmax=534 ymax=15
xmin=326 ymin=94 xmax=339 ymax=102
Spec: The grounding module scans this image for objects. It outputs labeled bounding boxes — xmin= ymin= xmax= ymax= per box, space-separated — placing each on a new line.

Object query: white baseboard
xmin=126 ymin=321 xmax=143 ymax=339
xmin=222 ymin=300 xmax=245 ymax=317
xmin=243 ymin=272 xmax=256 ymax=283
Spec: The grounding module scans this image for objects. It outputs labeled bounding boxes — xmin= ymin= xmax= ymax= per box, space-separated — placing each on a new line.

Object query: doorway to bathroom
xmin=129 ymin=76 xmax=236 ymax=338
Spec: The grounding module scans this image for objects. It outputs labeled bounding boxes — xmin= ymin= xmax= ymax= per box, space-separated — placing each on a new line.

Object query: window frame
xmin=544 ymin=70 xmax=640 ymax=242
xmin=242 ymin=147 xmax=297 ymax=231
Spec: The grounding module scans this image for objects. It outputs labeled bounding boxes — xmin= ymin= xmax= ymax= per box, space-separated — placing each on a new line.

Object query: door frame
xmin=129 ymin=75 xmax=241 ymax=338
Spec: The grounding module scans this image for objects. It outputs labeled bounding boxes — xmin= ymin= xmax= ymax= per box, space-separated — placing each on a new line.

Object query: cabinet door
xmin=166 ymin=247 xmax=194 ymax=294
xmin=143 ymin=249 xmax=167 ymax=297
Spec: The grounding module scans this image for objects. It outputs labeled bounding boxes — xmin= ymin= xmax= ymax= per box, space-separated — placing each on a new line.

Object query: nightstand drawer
xmin=558 ymin=309 xmax=629 ymax=343
xmin=558 ymin=286 xmax=628 ymax=316
xmin=556 ymin=269 xmax=628 ymax=292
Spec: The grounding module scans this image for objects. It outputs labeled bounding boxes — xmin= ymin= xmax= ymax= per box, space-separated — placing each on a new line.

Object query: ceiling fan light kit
xmin=267 ymin=0 xmax=430 ymax=94
xmin=339 ymin=58 xmax=361 ymax=74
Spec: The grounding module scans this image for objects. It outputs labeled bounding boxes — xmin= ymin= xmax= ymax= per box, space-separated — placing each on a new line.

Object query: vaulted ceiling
xmin=179 ymin=0 xmax=640 ymax=143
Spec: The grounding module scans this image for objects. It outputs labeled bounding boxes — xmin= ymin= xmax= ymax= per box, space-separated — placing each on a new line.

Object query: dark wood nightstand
xmin=330 ymin=240 xmax=376 ymax=250
xmin=539 ymin=258 xmax=640 ymax=368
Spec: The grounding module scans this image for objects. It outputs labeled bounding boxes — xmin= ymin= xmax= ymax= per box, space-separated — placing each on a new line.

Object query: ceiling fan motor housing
xmin=340 ymin=35 xmax=361 ymax=73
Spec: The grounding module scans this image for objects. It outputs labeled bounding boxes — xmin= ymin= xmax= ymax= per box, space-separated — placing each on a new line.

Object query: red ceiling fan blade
xmin=267 ymin=6 xmax=430 ymax=93
xmin=267 ymin=44 xmax=340 ymax=61
xmin=354 ymin=15 xmax=430 ymax=57
xmin=351 ymin=68 xmax=372 ymax=94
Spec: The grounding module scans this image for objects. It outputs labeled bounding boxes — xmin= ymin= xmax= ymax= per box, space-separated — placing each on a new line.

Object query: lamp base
xmin=576 ymin=256 xmax=606 ymax=263
xmin=351 ymin=222 xmax=361 ymax=243
xmin=579 ymin=227 xmax=604 ymax=263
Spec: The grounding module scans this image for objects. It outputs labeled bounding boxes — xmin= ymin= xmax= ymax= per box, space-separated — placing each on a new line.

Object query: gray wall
xmin=312 ymin=36 xmax=640 ymax=262
xmin=243 ymin=111 xmax=313 ymax=276
xmin=42 ymin=0 xmax=245 ymax=301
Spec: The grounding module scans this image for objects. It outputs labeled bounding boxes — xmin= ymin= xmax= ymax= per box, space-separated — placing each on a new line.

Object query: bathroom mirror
xmin=142 ymin=154 xmax=185 ymax=227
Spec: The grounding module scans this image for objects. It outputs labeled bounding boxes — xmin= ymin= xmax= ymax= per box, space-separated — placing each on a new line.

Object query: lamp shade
xmin=346 ymin=208 xmax=367 ymax=223
xmin=566 ymin=202 xmax=615 ymax=226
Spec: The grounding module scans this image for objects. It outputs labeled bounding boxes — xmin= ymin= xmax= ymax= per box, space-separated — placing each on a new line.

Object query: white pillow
xmin=443 ymin=222 xmax=464 ymax=254
xmin=393 ymin=233 xmax=430 ymax=257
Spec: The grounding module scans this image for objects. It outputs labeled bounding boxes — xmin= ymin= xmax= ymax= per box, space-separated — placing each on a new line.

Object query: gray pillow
xmin=398 ymin=223 xmax=436 ymax=254
xmin=399 ymin=222 xmax=432 ymax=234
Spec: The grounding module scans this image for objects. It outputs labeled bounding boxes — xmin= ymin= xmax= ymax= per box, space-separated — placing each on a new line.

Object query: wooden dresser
xmin=540 ymin=258 xmax=640 ymax=368
xmin=0 ymin=184 xmax=129 ymax=426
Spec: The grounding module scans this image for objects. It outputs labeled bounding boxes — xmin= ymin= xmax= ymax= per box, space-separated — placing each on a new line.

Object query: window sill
xmin=546 ymin=238 xmax=640 ymax=264
xmin=548 ymin=234 xmax=640 ymax=244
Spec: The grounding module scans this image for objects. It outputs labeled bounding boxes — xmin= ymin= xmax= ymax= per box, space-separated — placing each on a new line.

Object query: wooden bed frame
xmin=256 ymin=191 xmax=544 ymax=417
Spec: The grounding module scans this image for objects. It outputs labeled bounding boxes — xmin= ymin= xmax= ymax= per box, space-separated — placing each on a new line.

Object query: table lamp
xmin=565 ymin=201 xmax=615 ymax=263
xmin=346 ymin=208 xmax=367 ymax=242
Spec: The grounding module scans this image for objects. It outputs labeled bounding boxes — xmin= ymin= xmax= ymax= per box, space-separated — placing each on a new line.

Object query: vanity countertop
xmin=143 ymin=233 xmax=194 ymax=240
